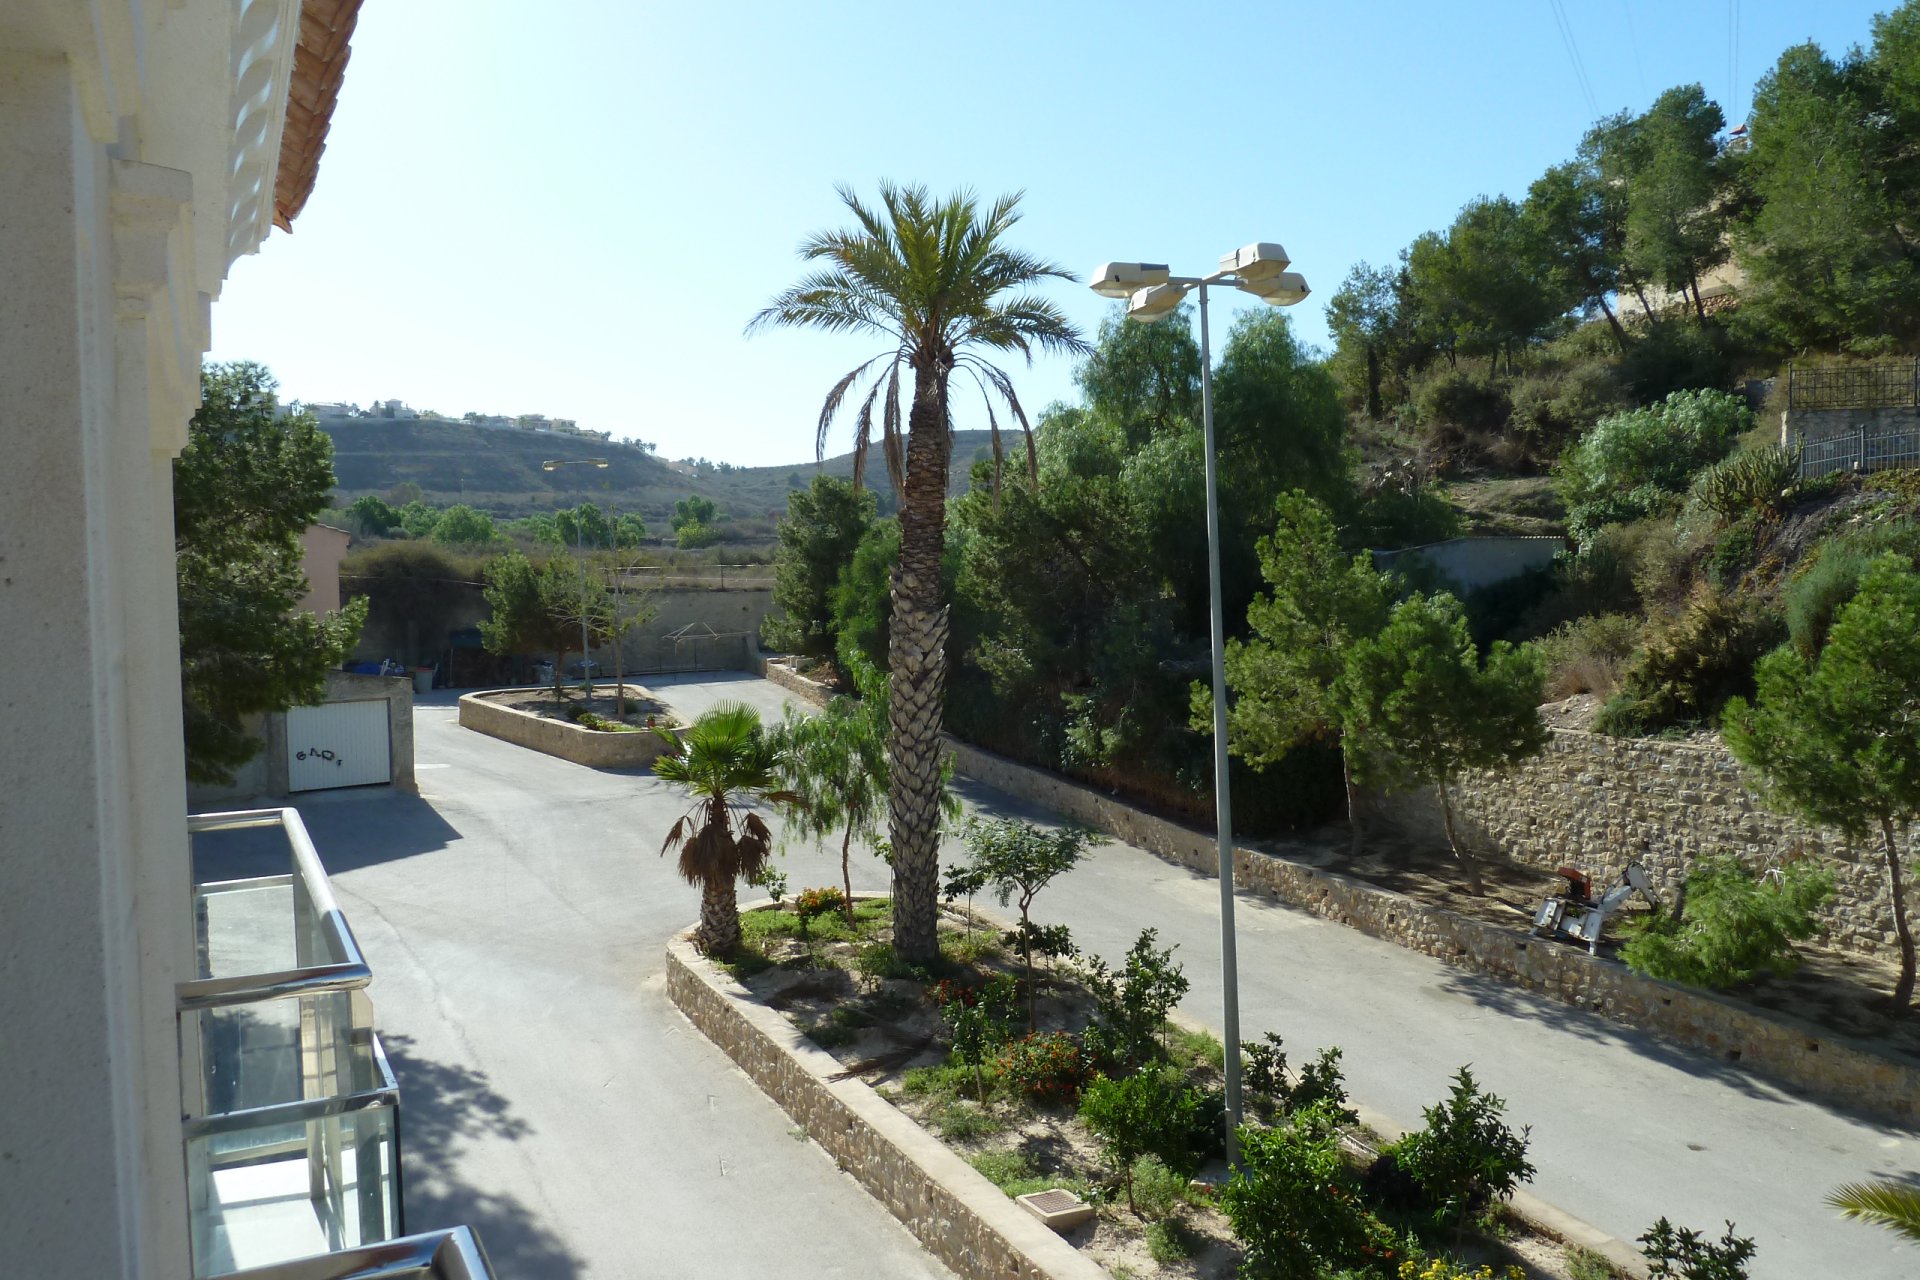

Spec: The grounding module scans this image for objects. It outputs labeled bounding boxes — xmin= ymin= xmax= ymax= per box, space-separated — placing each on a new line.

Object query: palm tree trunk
xmin=887 ymin=370 xmax=953 ymax=963
xmin=695 ymin=875 xmax=742 ymax=956
xmin=1880 ymin=816 xmax=1915 ymax=1009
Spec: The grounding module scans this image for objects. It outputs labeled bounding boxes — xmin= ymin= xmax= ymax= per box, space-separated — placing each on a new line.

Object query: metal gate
xmin=286 ymin=701 xmax=392 ymax=791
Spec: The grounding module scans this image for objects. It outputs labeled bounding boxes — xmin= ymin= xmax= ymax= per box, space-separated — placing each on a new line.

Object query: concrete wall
xmin=299 ymin=523 xmax=352 ymax=616
xmin=352 ymin=580 xmax=772 ymax=677
xmin=188 ymin=672 xmax=417 ymax=807
xmin=1368 ymin=727 xmax=1911 ymax=959
xmin=1373 ymin=536 xmax=1563 ymax=593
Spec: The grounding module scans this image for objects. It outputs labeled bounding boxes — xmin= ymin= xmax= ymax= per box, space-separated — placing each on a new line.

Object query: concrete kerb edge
xmin=663 ymin=916 xmax=1109 ymax=1280
xmin=938 ymin=734 xmax=1920 ymax=1129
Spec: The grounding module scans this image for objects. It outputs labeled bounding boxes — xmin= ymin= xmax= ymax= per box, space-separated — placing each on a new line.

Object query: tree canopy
xmin=176 ymin=363 xmax=365 ymax=783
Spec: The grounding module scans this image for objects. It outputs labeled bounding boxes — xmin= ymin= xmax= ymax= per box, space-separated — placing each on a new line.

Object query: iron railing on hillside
xmin=1788 ymin=360 xmax=1920 ymax=411
xmin=1798 ymin=421 xmax=1920 ymax=478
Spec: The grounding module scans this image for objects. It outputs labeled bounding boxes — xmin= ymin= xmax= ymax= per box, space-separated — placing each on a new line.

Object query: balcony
xmin=182 ymin=809 xmax=494 ymax=1278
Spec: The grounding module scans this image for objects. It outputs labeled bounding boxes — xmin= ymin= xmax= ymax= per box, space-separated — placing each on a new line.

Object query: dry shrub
xmin=1541 ymin=613 xmax=1642 ymax=697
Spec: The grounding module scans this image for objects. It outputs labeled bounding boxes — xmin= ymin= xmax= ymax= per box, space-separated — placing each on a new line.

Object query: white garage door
xmin=286 ymin=701 xmax=392 ymax=791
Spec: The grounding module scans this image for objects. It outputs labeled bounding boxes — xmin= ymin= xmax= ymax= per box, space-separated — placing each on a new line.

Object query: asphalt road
xmin=205 ymin=673 xmax=1917 ymax=1279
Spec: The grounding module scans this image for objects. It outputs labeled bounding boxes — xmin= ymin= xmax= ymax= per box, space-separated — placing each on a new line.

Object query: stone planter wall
xmin=941 ymin=739 xmax=1920 ymax=1126
xmin=1367 ymin=727 xmax=1910 ymax=958
xmin=756 ymin=654 xmax=835 ymax=708
xmin=457 ymin=690 xmax=676 ymax=769
xmin=664 ymin=934 xmax=1109 ymax=1280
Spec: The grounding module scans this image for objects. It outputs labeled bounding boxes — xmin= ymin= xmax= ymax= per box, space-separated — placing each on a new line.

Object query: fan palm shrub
xmin=1828 ymin=1180 xmax=1920 ymax=1244
xmin=655 ymin=702 xmax=795 ymax=955
xmin=749 ymin=183 xmax=1087 ymax=961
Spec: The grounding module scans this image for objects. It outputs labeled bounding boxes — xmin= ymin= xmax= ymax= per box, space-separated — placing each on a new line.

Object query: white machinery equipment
xmin=1531 ymin=862 xmax=1658 ymax=955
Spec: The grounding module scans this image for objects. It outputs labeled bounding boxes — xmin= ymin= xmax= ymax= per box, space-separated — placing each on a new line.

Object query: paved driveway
xmin=204 ymin=679 xmax=949 ymax=1280
xmin=212 ymin=673 xmax=1916 ymax=1279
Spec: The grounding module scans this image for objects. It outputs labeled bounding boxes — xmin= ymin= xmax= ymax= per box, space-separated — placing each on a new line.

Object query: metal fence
xmin=1788 ymin=361 xmax=1920 ymax=411
xmin=1798 ymin=421 xmax=1920 ymax=478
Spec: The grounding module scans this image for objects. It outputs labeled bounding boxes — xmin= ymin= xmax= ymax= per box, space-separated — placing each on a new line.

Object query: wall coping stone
xmin=664 ymin=926 xmax=1110 ymax=1280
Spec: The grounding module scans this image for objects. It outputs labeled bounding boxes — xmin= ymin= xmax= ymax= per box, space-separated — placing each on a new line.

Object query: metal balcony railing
xmin=223 ymin=1227 xmax=496 ymax=1279
xmin=181 ymin=810 xmax=407 ymax=1278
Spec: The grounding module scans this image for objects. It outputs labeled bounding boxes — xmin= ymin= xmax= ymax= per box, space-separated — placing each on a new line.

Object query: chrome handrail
xmin=179 ymin=809 xmax=372 ymax=1010
xmin=222 ymin=1227 xmax=495 ymax=1279
xmin=184 ymin=1030 xmax=400 ymax=1141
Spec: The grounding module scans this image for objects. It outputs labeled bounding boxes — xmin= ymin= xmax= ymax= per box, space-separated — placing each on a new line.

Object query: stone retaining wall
xmin=664 ymin=934 xmax=1109 ymax=1280
xmin=1370 ymin=727 xmax=1909 ymax=958
xmin=457 ymin=689 xmax=676 ymax=768
xmin=756 ymin=654 xmax=835 ymax=707
xmin=943 ymin=739 xmax=1920 ymax=1126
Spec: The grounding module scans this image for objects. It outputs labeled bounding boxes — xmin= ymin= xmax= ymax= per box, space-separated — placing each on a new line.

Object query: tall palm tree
xmin=655 ymin=702 xmax=795 ymax=955
xmin=749 ymin=183 xmax=1088 ymax=962
xmin=1830 ymin=1181 xmax=1920 ymax=1245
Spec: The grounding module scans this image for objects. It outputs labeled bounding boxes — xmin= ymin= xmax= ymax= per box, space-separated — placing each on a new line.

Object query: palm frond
xmin=1829 ymin=1181 xmax=1920 ymax=1243
xmin=815 ymin=356 xmax=886 ymax=461
xmin=850 ymin=373 xmax=885 ymax=492
xmin=882 ymin=360 xmax=905 ymax=494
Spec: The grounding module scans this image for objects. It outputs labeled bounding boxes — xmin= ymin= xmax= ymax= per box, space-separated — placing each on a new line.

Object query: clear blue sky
xmin=209 ymin=0 xmax=1893 ymax=466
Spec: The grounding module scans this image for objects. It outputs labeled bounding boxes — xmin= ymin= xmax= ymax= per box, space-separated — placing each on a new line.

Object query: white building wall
xmin=0 ymin=3 xmax=304 ymax=1275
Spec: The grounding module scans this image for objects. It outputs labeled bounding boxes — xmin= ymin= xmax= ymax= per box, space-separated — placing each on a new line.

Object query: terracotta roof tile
xmin=273 ymin=0 xmax=364 ymax=230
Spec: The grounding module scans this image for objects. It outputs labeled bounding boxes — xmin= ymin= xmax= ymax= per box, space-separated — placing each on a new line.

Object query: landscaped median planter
xmin=457 ymin=686 xmax=683 ymax=768
xmin=666 ymin=896 xmax=1634 ymax=1280
xmin=663 ymin=903 xmax=1109 ymax=1280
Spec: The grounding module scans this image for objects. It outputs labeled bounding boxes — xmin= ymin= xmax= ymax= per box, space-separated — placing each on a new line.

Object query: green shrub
xmin=792 ymin=886 xmax=848 ymax=936
xmin=938 ymin=975 xmax=1019 ymax=1099
xmin=1392 ymin=1067 xmax=1535 ymax=1232
xmin=1783 ymin=520 xmax=1920 ymax=657
xmin=931 ymin=1099 xmax=1002 ymax=1143
xmin=1592 ymin=590 xmax=1785 ymax=735
xmin=1131 ymin=1155 xmax=1193 ymax=1221
xmin=1166 ymin=1024 xmax=1225 ymax=1073
xmin=1144 ymin=1218 xmax=1199 ymax=1262
xmin=1508 ymin=362 xmax=1626 ymax=445
xmin=1703 ymin=513 xmax=1763 ymax=587
xmin=1221 ymin=1102 xmax=1392 ymax=1279
xmin=1079 ymin=1066 xmax=1206 ymax=1212
xmin=996 ymin=1032 xmax=1090 ymax=1105
xmin=1541 ymin=613 xmax=1642 ymax=697
xmin=1412 ymin=369 xmax=1511 ymax=436
xmin=1621 ymin=857 xmax=1834 ymax=988
xmin=1687 ymin=447 xmax=1801 ymax=523
xmin=1617 ymin=323 xmax=1734 ymax=404
xmin=968 ymin=1148 xmax=1035 ymax=1191
xmin=1557 ymin=389 xmax=1749 ymax=547
xmin=900 ymin=1062 xmax=973 ymax=1100
xmin=1079 ymin=929 xmax=1190 ymax=1075
xmin=1639 ymin=1218 xmax=1757 ymax=1279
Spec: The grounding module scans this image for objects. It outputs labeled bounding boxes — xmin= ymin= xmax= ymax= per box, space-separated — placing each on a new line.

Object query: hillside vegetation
xmin=322 ymin=418 xmax=990 ymax=520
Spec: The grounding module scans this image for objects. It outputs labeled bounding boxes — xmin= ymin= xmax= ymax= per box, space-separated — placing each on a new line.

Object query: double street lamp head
xmin=1090 ymin=243 xmax=1310 ymax=323
xmin=1089 ymin=261 xmax=1171 ymax=299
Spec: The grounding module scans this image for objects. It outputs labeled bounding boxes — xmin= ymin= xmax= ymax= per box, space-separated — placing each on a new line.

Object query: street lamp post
xmin=541 ymin=457 xmax=610 ymax=702
xmin=1088 ymin=246 xmax=1309 ymax=1165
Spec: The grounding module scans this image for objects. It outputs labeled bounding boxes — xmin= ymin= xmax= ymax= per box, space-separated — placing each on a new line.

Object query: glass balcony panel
xmin=188 ymin=1089 xmax=400 ymax=1277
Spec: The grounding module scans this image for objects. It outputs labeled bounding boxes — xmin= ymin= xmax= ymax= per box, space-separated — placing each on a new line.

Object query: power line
xmin=1618 ymin=0 xmax=1647 ymax=99
xmin=1549 ymin=0 xmax=1602 ymax=122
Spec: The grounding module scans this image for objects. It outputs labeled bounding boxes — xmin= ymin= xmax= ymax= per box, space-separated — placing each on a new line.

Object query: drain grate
xmin=1025 ymin=1189 xmax=1080 ymax=1214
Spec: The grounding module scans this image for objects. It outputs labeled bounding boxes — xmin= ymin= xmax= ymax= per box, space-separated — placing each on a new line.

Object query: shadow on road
xmin=384 ymin=1033 xmax=584 ymax=1278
